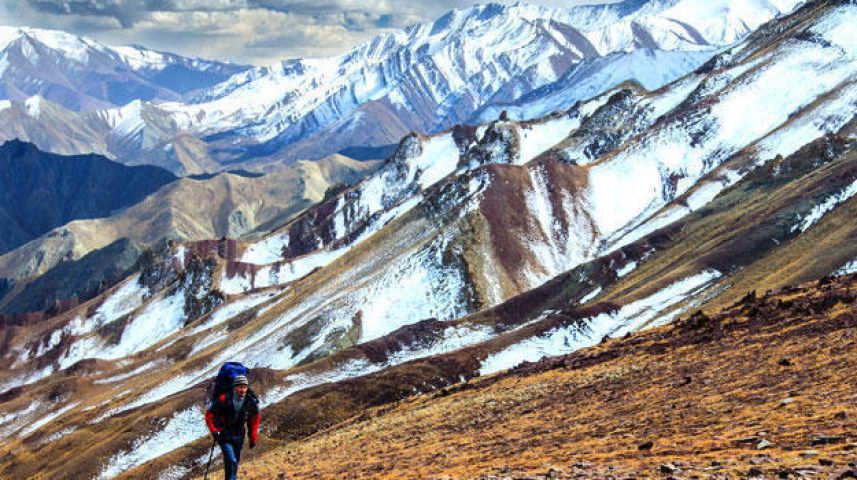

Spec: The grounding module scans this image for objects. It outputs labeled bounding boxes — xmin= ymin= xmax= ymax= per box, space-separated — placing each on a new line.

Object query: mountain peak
xmin=0 ymin=25 xmax=251 ymax=111
xmin=0 ymin=137 xmax=38 ymax=156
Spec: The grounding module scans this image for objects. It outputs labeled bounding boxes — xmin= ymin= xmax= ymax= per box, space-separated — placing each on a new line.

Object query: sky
xmin=0 ymin=0 xmax=606 ymax=66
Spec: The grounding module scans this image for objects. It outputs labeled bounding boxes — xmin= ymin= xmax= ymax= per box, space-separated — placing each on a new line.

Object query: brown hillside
xmin=236 ymin=274 xmax=857 ymax=479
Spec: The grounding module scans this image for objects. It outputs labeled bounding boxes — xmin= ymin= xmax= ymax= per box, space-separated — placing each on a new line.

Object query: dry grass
xmin=236 ymin=275 xmax=857 ymax=479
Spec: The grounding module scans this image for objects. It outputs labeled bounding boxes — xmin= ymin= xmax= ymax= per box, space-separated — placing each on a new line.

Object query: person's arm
xmin=248 ymin=410 xmax=260 ymax=446
xmin=205 ymin=409 xmax=220 ymax=436
xmin=206 ymin=395 xmax=226 ymax=437
xmin=246 ymin=396 xmax=260 ymax=447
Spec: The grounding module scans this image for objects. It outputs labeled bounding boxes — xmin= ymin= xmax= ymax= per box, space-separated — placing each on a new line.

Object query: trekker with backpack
xmin=205 ymin=366 xmax=260 ymax=480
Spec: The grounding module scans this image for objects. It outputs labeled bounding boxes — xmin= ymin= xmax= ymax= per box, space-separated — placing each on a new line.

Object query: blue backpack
xmin=211 ymin=362 xmax=248 ymax=400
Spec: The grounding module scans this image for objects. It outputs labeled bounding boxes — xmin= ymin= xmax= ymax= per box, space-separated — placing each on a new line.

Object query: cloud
xmin=2 ymin=0 xmax=610 ymax=64
xmin=27 ymin=0 xmax=157 ymax=27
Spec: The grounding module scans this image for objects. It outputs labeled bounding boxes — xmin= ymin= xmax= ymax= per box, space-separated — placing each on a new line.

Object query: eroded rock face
xmin=560 ymin=88 xmax=653 ymax=164
xmin=138 ymin=246 xmax=181 ymax=295
xmin=176 ymin=255 xmax=223 ymax=323
xmin=465 ymin=122 xmax=521 ymax=167
xmin=389 ymin=133 xmax=424 ymax=167
xmin=279 ymin=133 xmax=428 ymax=260
xmin=137 ymin=242 xmax=223 ymax=323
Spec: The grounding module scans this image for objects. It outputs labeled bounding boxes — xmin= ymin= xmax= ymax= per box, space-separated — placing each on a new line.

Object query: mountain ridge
xmin=0 ymin=25 xmax=251 ymax=110
xmin=0 ymin=153 xmax=380 ymax=314
xmin=0 ymin=139 xmax=177 ymax=256
xmin=0 ymin=0 xmax=802 ymax=174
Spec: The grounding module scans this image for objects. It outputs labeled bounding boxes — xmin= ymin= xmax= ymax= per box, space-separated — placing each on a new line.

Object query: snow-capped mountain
xmin=0 ymin=0 xmax=801 ymax=174
xmin=156 ymin=0 xmax=802 ymax=163
xmin=0 ymin=26 xmax=250 ymax=110
xmin=2 ymin=1 xmax=857 ymax=477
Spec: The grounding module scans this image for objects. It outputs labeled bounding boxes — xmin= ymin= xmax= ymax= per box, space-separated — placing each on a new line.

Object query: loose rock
xmin=748 ymin=466 xmax=765 ymax=477
xmin=546 ymin=466 xmax=562 ymax=479
xmin=811 ymin=435 xmax=845 ymax=445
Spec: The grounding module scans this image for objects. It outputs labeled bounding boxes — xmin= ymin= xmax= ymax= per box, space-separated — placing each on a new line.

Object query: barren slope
xmin=238 ymin=274 xmax=857 ymax=479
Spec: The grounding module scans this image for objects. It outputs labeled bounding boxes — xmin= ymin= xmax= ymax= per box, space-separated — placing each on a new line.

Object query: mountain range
xmin=0 ymin=26 xmax=250 ymax=110
xmin=0 ymin=139 xmax=177 ymax=256
xmin=3 ymin=0 xmax=857 ymax=478
xmin=0 ymin=145 xmax=378 ymax=314
xmin=0 ymin=0 xmax=800 ymax=174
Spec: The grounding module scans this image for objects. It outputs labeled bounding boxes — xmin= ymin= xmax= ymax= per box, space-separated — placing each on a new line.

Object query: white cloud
xmin=0 ymin=0 xmax=615 ymax=65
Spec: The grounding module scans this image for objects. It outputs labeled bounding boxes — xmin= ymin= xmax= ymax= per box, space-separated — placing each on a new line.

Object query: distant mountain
xmin=0 ymin=0 xmax=801 ymax=173
xmin=175 ymin=0 xmax=800 ymax=164
xmin=0 ymin=26 xmax=250 ymax=110
xmin=0 ymin=154 xmax=379 ymax=285
xmin=0 ymin=140 xmax=177 ymax=256
xmin=473 ymin=48 xmax=716 ymax=122
xmin=0 ymin=238 xmax=144 ymax=315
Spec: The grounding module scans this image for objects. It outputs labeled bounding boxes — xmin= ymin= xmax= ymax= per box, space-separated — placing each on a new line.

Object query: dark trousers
xmin=219 ymin=438 xmax=243 ymax=480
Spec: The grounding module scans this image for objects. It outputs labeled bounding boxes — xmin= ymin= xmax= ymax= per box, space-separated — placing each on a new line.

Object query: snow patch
xmin=480 ymin=314 xmax=615 ymax=376
xmin=617 ymin=261 xmax=637 ymax=278
xmin=37 ymin=426 xmax=78 ymax=446
xmin=60 ymin=288 xmax=185 ymax=368
xmin=75 ymin=276 xmax=149 ymax=335
xmin=97 ymin=407 xmax=208 ymax=480
xmin=240 ymin=233 xmax=289 ymax=265
xmin=189 ymin=290 xmax=278 ymax=334
xmin=481 ymin=270 xmax=721 ymax=375
xmin=792 ymin=179 xmax=857 ymax=233
xmin=19 ymin=402 xmax=79 ymax=438
xmin=413 ymin=134 xmax=460 ymax=190
xmin=611 ymin=270 xmax=722 ymax=336
xmin=93 ymin=360 xmax=163 ymax=385
xmin=580 ymin=287 xmax=602 ymax=304
xmin=0 ymin=364 xmax=55 ymax=392
xmin=835 ymin=258 xmax=857 ymax=276
xmin=517 ymin=115 xmax=578 ymax=164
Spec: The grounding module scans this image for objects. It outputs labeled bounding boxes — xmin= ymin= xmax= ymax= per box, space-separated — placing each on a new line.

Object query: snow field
xmin=240 ymin=233 xmax=289 ymax=265
xmin=588 ymin=8 xmax=857 ymax=249
xmin=835 ymin=258 xmax=857 ymax=276
xmin=516 ymin=115 xmax=580 ymax=164
xmin=97 ymin=407 xmax=208 ymax=480
xmin=481 ymin=270 xmax=722 ymax=375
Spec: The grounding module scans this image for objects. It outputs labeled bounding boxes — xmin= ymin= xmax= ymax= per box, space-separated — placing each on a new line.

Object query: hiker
xmin=204 ymin=374 xmax=260 ymax=480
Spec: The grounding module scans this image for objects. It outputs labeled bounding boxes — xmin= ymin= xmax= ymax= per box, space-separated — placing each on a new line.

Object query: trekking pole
xmin=203 ymin=437 xmax=216 ymax=480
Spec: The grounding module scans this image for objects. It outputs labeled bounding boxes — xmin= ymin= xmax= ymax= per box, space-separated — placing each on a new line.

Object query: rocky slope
xmin=0 ymin=0 xmax=802 ymax=173
xmin=0 ymin=26 xmax=250 ymax=110
xmin=0 ymin=139 xmax=177 ymax=255
xmin=241 ymin=272 xmax=857 ymax=479
xmin=0 ymin=154 xmax=379 ymax=314
xmin=1 ymin=1 xmax=856 ymax=478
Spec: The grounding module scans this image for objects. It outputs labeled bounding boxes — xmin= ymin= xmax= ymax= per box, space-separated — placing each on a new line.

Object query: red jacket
xmin=205 ymin=390 xmax=260 ymax=444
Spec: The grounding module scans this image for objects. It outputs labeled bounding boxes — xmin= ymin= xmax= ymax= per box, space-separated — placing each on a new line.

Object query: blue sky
xmin=0 ymin=0 xmax=605 ymax=65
